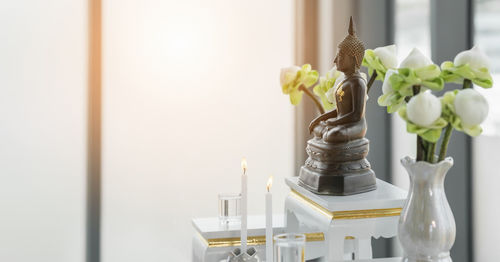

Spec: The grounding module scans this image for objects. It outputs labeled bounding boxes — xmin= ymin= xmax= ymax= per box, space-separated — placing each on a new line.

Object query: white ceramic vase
xmin=398 ymin=156 xmax=456 ymax=262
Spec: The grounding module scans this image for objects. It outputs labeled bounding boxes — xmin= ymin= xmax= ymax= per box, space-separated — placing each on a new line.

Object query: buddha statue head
xmin=334 ymin=17 xmax=365 ymax=75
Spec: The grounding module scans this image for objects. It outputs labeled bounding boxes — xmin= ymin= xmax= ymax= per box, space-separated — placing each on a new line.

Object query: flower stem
xmin=427 ymin=142 xmax=436 ymax=163
xmin=299 ymin=84 xmax=325 ymax=114
xmin=437 ymin=78 xmax=471 ymax=162
xmin=417 ymin=136 xmax=425 ymax=161
xmin=411 ymin=85 xmax=426 ymax=161
xmin=464 ymin=78 xmax=472 ymax=89
xmin=367 ymin=71 xmax=378 ymax=94
xmin=438 ymin=124 xmax=452 ymax=162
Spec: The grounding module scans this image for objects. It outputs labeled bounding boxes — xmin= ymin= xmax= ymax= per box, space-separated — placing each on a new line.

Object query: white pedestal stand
xmin=285 ymin=177 xmax=407 ymax=261
xmin=192 ymin=215 xmax=326 ymax=262
xmin=192 ymin=215 xmax=281 ymax=262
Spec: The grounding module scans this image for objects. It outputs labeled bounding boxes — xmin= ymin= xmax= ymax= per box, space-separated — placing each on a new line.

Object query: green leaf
xmin=472 ymin=77 xmax=493 ymax=89
xmin=387 ymin=103 xmax=402 ymax=113
xmin=422 ymin=77 xmax=445 ymax=91
xmin=289 ymin=89 xmax=303 ymax=105
xmin=377 ymin=66 xmax=444 ymax=112
xmin=464 ymin=125 xmax=482 ymax=136
xmin=440 ymin=61 xmax=493 ymax=88
xmin=303 ymin=74 xmax=318 ymax=87
xmin=297 ymin=64 xmax=319 ymax=88
xmin=420 ymin=128 xmax=443 ymax=143
xmin=362 ymin=49 xmax=389 ymax=81
xmin=415 ymin=64 xmax=441 ymax=80
xmin=319 ymin=93 xmax=335 ymax=111
xmin=313 ymin=69 xmax=341 ymax=111
xmin=377 ymin=93 xmax=391 ymax=107
xmin=398 ymin=106 xmax=446 ymax=142
xmin=281 ymin=83 xmax=292 ymax=94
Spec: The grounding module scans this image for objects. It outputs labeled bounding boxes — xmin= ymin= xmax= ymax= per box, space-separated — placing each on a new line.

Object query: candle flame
xmin=266 ymin=176 xmax=273 ymax=192
xmin=241 ymin=158 xmax=247 ymax=174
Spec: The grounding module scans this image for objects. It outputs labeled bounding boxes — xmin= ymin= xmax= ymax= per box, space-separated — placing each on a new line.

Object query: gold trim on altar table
xmin=285 ymin=177 xmax=407 ymax=261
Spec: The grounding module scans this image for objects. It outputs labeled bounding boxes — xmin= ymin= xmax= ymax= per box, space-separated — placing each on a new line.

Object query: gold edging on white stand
xmin=199 ymin=232 xmax=325 ymax=248
xmin=290 ymin=189 xmax=402 ymax=220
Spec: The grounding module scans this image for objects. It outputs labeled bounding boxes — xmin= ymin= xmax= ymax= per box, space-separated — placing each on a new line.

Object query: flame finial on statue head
xmin=337 ymin=16 xmax=365 ymax=69
xmin=348 ymin=16 xmax=355 ymax=35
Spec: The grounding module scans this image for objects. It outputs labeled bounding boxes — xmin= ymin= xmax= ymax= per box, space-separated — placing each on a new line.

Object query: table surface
xmin=351 ymin=258 xmax=401 ymax=262
xmin=218 ymin=257 xmax=402 ymax=262
xmin=286 ymin=177 xmax=407 ymax=211
xmin=192 ymin=214 xmax=285 ymax=239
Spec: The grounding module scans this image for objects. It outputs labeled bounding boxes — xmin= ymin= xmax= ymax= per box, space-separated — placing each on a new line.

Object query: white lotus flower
xmin=399 ymin=48 xmax=433 ymax=69
xmin=280 ymin=66 xmax=301 ymax=86
xmin=407 ymin=90 xmax=442 ymax=127
xmin=382 ymin=69 xmax=398 ymax=95
xmin=454 ymin=88 xmax=489 ymax=127
xmin=454 ymin=46 xmax=491 ymax=70
xmin=374 ymin=45 xmax=398 ymax=69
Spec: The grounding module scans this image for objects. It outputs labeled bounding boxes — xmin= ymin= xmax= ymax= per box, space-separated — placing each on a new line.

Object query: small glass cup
xmin=274 ymin=233 xmax=305 ymax=262
xmin=218 ymin=193 xmax=241 ymax=224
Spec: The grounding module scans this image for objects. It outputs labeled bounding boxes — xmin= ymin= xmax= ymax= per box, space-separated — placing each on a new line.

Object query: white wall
xmin=473 ymin=135 xmax=500 ymax=262
xmin=473 ymin=2 xmax=500 ymax=260
xmin=472 ymin=76 xmax=500 ymax=262
xmin=0 ymin=1 xmax=87 ymax=261
xmin=102 ymin=0 xmax=295 ymax=261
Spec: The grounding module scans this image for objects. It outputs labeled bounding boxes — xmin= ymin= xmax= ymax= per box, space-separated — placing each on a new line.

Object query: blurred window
xmin=474 ymin=0 xmax=500 ymax=135
xmin=395 ymin=0 xmax=431 ymax=62
xmin=473 ymin=1 xmax=500 ymax=262
xmin=391 ymin=0 xmax=431 ymax=192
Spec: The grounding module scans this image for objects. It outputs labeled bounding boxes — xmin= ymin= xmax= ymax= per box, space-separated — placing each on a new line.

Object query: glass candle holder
xmin=273 ymin=233 xmax=305 ymax=262
xmin=218 ymin=193 xmax=241 ymax=224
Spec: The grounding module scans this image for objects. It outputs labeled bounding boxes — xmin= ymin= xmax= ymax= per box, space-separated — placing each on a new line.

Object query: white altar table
xmin=285 ymin=177 xmax=407 ymax=261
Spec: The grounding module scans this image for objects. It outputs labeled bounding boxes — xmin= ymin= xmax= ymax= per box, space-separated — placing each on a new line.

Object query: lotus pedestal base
xmin=298 ymin=138 xmax=377 ymax=196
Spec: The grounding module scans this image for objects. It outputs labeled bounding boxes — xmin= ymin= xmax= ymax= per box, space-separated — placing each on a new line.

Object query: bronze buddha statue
xmin=298 ymin=17 xmax=376 ymax=195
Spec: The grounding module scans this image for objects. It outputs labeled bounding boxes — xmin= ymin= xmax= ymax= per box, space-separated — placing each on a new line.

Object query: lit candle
xmin=265 ymin=176 xmax=273 ymax=261
xmin=240 ymin=158 xmax=248 ymax=252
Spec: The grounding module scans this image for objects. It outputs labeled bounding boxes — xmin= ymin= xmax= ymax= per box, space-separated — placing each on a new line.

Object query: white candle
xmin=241 ymin=158 xmax=248 ymax=252
xmin=265 ymin=176 xmax=273 ymax=262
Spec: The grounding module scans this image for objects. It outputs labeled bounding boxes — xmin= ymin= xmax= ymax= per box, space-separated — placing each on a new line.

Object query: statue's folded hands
xmin=311 ymin=70 xmax=367 ymax=143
